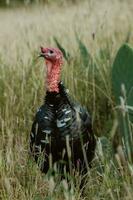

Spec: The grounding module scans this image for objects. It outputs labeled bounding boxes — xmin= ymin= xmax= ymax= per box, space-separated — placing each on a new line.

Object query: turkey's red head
xmin=40 ymin=47 xmax=63 ymax=64
xmin=39 ymin=47 xmax=63 ymax=93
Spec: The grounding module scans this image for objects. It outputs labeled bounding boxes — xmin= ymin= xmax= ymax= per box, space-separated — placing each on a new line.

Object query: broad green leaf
xmin=112 ymin=44 xmax=133 ymax=110
xmin=112 ymin=43 xmax=133 ymax=163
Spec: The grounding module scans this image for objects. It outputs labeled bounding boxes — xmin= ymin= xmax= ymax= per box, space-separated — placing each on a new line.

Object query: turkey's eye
xmin=49 ymin=50 xmax=54 ymax=54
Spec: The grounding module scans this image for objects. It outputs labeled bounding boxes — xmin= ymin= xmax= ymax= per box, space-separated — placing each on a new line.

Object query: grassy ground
xmin=0 ymin=0 xmax=133 ymax=199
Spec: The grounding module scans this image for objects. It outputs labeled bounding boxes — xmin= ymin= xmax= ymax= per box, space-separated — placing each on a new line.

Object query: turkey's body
xmin=30 ymin=82 xmax=96 ymax=173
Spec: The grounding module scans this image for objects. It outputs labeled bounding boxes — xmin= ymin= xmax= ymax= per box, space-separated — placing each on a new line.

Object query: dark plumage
xmin=30 ymin=47 xmax=96 ymax=174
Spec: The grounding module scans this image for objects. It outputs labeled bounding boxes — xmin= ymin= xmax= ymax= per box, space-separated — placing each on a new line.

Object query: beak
xmin=38 ymin=53 xmax=45 ymax=58
xmin=38 ymin=47 xmax=48 ymax=58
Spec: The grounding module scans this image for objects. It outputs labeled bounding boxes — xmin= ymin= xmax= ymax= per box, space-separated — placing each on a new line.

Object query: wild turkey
xmin=30 ymin=47 xmax=96 ymax=174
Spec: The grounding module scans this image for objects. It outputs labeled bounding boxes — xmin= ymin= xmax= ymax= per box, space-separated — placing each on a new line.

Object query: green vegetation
xmin=0 ymin=0 xmax=79 ymax=7
xmin=112 ymin=44 xmax=133 ymax=164
xmin=0 ymin=0 xmax=133 ymax=199
xmin=0 ymin=0 xmax=44 ymax=7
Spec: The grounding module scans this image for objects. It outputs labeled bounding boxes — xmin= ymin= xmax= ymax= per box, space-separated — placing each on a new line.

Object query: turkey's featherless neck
xmin=45 ymin=60 xmax=62 ymax=93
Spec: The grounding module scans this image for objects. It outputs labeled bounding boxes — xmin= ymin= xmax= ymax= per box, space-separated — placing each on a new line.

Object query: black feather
xmin=30 ymin=82 xmax=96 ymax=173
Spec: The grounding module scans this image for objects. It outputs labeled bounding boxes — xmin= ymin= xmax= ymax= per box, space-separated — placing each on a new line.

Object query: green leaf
xmin=53 ymin=37 xmax=70 ymax=62
xmin=76 ymin=36 xmax=90 ymax=67
xmin=112 ymin=44 xmax=133 ymax=109
xmin=112 ymin=43 xmax=133 ymax=163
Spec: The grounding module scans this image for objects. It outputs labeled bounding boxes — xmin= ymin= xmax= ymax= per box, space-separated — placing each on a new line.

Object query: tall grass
xmin=0 ymin=0 xmax=133 ymax=199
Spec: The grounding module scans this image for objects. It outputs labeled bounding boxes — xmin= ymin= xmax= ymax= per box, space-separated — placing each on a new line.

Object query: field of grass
xmin=0 ymin=0 xmax=133 ymax=199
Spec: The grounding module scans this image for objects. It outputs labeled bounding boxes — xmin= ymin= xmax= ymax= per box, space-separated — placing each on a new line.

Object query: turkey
xmin=30 ymin=47 xmax=96 ymax=174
